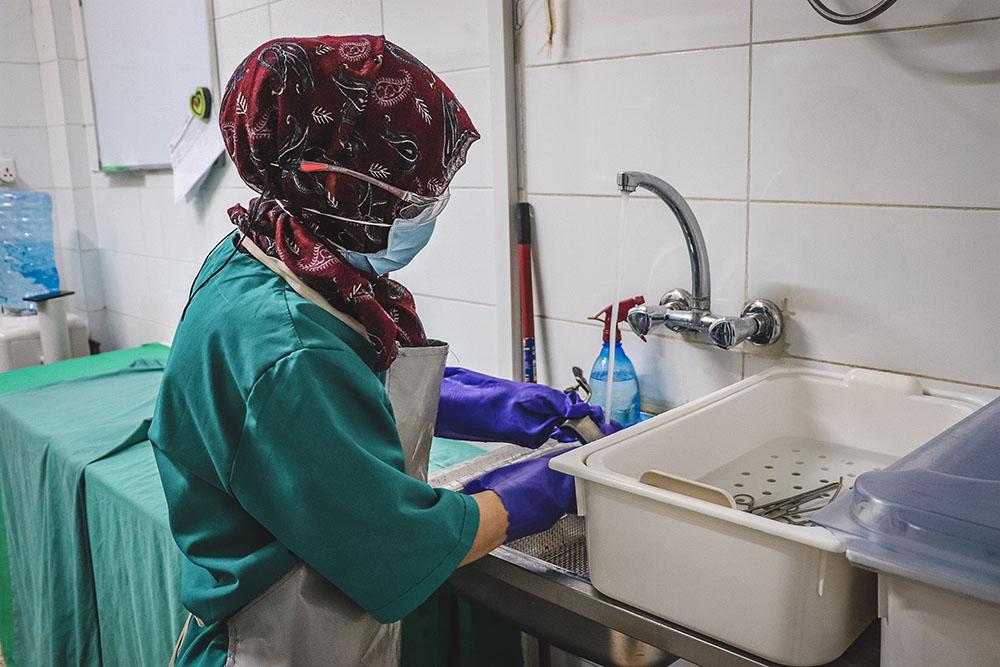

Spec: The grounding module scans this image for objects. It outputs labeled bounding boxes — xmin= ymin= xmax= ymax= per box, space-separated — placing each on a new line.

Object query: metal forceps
xmin=734 ymin=478 xmax=844 ymax=524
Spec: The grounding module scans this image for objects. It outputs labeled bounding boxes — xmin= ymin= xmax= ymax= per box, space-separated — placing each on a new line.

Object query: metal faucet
xmin=616 ymin=171 xmax=783 ymax=350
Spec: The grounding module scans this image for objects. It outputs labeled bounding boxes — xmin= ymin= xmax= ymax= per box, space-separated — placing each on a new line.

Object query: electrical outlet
xmin=0 ymin=156 xmax=15 ymax=184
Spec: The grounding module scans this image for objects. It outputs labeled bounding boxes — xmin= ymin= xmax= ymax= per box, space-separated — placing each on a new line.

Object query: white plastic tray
xmin=551 ymin=367 xmax=982 ymax=666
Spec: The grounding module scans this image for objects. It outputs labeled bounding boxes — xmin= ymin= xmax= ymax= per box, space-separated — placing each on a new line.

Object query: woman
xmin=150 ymin=36 xmax=581 ymax=665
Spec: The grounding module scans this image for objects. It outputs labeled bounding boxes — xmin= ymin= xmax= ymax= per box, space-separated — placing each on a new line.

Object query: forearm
xmin=459 ymin=491 xmax=508 ymax=566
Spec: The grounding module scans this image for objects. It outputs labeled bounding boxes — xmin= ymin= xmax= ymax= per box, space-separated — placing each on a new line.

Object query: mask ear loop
xmin=273 ymin=197 xmax=393 ymax=228
xmin=272 ymin=199 xmax=385 ymax=260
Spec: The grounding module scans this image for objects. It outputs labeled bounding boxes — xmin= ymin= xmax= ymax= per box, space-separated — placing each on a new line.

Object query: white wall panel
xmin=1 ymin=0 xmax=38 ymax=63
xmin=748 ymin=202 xmax=1000 ymax=386
xmin=523 ymin=47 xmax=750 ymax=199
xmin=268 ymin=0 xmax=381 ymax=39
xmin=383 ymin=0 xmax=489 ymax=72
xmin=415 ymin=294 xmax=498 ymax=375
xmin=0 ymin=63 xmax=45 ymax=126
xmin=521 ymin=0 xmax=750 ymax=66
xmin=751 ymin=21 xmax=1000 ymax=207
xmin=394 ymin=188 xmax=496 ymax=305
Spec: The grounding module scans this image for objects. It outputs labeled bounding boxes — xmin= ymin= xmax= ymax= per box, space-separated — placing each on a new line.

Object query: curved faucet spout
xmin=617 ymin=171 xmax=711 ymax=312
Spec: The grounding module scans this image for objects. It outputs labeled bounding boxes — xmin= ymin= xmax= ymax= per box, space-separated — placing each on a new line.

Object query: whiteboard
xmin=82 ymin=0 xmax=217 ymax=170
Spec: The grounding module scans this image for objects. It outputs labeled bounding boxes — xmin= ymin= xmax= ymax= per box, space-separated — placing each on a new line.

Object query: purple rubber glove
xmin=552 ymin=404 xmax=622 ymax=442
xmin=462 ymin=449 xmax=577 ymax=541
xmin=436 ymin=367 xmax=618 ymax=448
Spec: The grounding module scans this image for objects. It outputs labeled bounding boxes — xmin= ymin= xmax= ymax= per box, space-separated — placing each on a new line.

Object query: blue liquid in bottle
xmin=589 ymin=340 xmax=641 ymax=428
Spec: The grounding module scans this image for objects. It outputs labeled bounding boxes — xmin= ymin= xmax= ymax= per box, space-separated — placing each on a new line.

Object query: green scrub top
xmin=149 ymin=234 xmax=479 ymax=666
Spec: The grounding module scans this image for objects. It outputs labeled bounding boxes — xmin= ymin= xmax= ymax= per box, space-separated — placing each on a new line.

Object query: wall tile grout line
xmin=525 ymin=192 xmax=1000 ymax=212
xmin=410 ymin=293 xmax=497 ymax=309
xmin=436 ymin=64 xmax=492 ymax=76
xmin=742 ymin=0 xmax=755 ymax=381
xmin=92 ymin=247 xmax=203 ymax=265
xmin=212 ymin=1 xmax=269 ymax=21
xmin=102 ymin=307 xmax=177 ymax=329
xmin=31 ymin=56 xmax=80 ymax=65
xmin=527 ymin=192 xmax=748 ymax=203
xmin=778 ymin=354 xmax=1000 ymax=392
xmin=521 ymin=15 xmax=1000 ymax=71
xmin=0 ymin=122 xmax=89 ymax=130
xmin=752 ymin=15 xmax=1000 ymax=47
xmin=750 ymin=198 xmax=1000 ymax=212
xmin=214 ymin=3 xmax=271 ymax=23
xmin=525 ymin=41 xmax=751 ymax=70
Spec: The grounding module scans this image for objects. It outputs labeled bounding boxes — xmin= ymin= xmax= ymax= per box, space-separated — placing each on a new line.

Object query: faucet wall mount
xmin=617 ymin=171 xmax=783 ymax=350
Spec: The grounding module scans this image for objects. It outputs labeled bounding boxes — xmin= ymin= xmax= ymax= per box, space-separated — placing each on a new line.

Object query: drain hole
xmin=792 ymin=448 xmax=800 ymax=453
xmin=741 ymin=471 xmax=751 ymax=476
xmin=734 ymin=483 xmax=744 ymax=488
xmin=820 ymin=479 xmax=829 ymax=483
xmin=764 ymin=465 xmax=774 ymax=469
xmin=770 ymin=455 xmax=779 ymax=459
xmin=793 ymin=485 xmax=802 ymax=490
xmin=791 ymin=471 xmax=801 ymax=476
xmin=795 ymin=461 xmax=804 ymax=465
xmin=766 ymin=478 xmax=776 ymax=483
xmin=762 ymin=491 xmax=772 ymax=496
xmin=821 ymin=466 xmax=829 ymax=471
xmin=818 ymin=455 xmax=827 ymax=459
xmin=845 ymin=461 xmax=854 ymax=465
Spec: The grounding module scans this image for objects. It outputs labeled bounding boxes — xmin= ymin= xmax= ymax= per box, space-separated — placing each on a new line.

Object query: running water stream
xmin=602 ymin=191 xmax=631 ymax=423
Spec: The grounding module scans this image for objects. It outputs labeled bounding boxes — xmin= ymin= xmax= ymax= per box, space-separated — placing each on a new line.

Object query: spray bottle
xmin=588 ymin=295 xmax=644 ymax=428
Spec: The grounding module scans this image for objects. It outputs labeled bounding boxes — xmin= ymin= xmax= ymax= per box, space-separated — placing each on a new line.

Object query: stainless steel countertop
xmin=447 ymin=518 xmax=879 ymax=667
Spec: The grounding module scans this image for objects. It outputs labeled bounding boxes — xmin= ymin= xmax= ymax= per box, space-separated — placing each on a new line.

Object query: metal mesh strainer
xmin=508 ymin=515 xmax=589 ymax=578
xmin=429 ymin=444 xmax=591 ymax=578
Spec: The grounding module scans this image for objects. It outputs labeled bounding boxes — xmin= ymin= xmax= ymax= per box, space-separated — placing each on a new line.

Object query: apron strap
xmin=169 ymin=612 xmax=195 ymax=667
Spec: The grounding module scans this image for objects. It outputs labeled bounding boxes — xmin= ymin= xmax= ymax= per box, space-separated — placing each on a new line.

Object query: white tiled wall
xmin=517 ymin=1 xmax=1000 ymax=406
xmin=23 ymin=0 xmax=501 ymax=371
xmin=10 ymin=1 xmax=999 ymax=397
xmin=0 ymin=0 xmax=94 ymax=324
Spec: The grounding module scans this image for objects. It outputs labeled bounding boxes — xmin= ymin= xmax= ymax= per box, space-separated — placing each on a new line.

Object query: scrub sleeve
xmin=230 ymin=345 xmax=480 ymax=622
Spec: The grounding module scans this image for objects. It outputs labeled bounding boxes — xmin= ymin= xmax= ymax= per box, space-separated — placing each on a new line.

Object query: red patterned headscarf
xmin=220 ymin=36 xmax=479 ymax=370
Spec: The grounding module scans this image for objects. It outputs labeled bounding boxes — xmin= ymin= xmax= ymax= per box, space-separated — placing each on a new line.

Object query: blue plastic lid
xmin=814 ymin=397 xmax=1000 ymax=604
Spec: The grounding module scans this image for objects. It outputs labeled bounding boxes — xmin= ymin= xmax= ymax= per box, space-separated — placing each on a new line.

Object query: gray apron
xmin=218 ymin=342 xmax=450 ymax=667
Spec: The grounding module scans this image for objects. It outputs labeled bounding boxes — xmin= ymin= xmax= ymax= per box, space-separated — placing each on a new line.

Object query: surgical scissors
xmin=733 ymin=478 xmax=844 ymax=525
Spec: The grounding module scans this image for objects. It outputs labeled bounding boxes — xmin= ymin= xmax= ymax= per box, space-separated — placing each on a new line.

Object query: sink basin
xmin=550 ymin=366 xmax=982 ymax=666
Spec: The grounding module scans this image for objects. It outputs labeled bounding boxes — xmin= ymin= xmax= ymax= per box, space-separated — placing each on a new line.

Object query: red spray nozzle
xmin=589 ymin=295 xmax=646 ymax=342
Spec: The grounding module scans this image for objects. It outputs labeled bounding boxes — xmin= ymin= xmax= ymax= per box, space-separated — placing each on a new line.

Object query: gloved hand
xmin=552 ymin=404 xmax=622 ymax=442
xmin=463 ymin=448 xmax=577 ymax=542
xmin=436 ymin=367 xmax=621 ymax=448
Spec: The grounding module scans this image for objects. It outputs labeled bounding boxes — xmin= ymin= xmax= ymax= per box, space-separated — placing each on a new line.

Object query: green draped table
xmin=0 ymin=343 xmax=517 ymax=666
xmin=0 ymin=344 xmax=170 ymax=666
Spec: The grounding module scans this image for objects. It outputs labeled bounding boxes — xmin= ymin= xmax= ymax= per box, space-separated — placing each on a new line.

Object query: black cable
xmin=806 ymin=0 xmax=900 ymax=25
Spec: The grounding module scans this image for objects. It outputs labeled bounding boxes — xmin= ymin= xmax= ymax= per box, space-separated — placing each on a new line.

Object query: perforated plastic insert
xmin=698 ymin=437 xmax=896 ymax=517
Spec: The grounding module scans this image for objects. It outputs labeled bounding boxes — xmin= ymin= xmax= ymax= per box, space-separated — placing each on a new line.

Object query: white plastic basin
xmin=551 ymin=367 xmax=982 ymax=666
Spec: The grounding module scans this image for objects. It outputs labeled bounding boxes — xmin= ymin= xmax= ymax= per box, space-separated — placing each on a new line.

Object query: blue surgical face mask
xmin=339 ymin=193 xmax=446 ymax=276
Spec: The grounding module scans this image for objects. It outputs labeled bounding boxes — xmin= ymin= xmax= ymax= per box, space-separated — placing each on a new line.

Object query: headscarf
xmin=219 ymin=36 xmax=480 ymax=369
